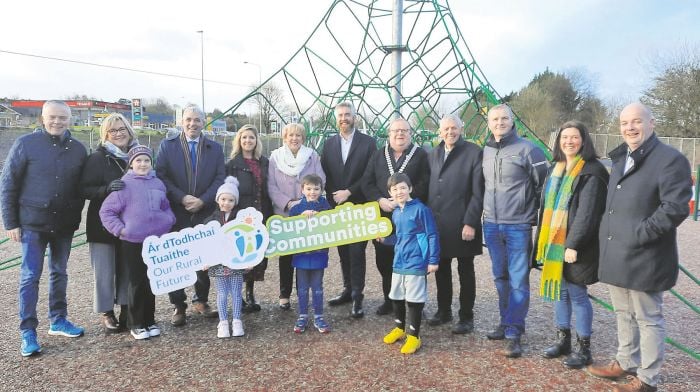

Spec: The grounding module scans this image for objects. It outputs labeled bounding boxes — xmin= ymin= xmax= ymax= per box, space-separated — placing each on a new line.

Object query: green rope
xmin=0 ymin=238 xmax=9 ymax=245
xmin=680 ymin=264 xmax=700 ymax=286
xmin=0 ymin=240 xmax=88 ymax=269
xmin=670 ymin=288 xmax=700 ymax=315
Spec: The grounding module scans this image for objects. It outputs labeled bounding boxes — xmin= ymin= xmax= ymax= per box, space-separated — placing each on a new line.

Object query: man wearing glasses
xmin=362 ymin=117 xmax=429 ymax=315
xmin=1 ymin=100 xmax=88 ymax=356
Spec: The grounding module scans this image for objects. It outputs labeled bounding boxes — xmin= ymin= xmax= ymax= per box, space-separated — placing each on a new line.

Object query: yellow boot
xmin=383 ymin=327 xmax=405 ymax=344
xmin=400 ymin=335 xmax=422 ymax=354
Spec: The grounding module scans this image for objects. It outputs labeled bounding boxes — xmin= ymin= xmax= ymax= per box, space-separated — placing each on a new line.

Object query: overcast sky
xmin=1 ymin=0 xmax=698 ymax=113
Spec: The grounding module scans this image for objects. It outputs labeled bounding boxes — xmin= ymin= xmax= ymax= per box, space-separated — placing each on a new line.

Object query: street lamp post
xmin=197 ymin=30 xmax=205 ymax=115
xmin=243 ymin=61 xmax=263 ymax=133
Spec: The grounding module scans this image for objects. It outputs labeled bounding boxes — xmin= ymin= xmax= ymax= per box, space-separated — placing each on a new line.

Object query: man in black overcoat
xmin=426 ymin=114 xmax=484 ymax=334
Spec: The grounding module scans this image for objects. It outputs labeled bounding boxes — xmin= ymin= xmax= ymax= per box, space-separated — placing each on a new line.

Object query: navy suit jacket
xmin=320 ymin=130 xmax=376 ymax=207
xmin=155 ymin=133 xmax=225 ymax=229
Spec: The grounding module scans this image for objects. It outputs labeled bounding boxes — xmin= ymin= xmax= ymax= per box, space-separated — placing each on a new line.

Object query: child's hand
xmin=301 ymin=210 xmax=317 ymax=218
xmin=202 ymin=265 xmax=209 ymax=271
xmin=377 ymin=236 xmax=384 ymax=243
xmin=427 ymin=264 xmax=439 ymax=274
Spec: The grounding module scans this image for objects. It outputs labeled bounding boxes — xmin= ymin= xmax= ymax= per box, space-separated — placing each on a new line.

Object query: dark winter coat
xmin=427 ymin=138 xmax=484 ymax=258
xmin=598 ymin=134 xmax=692 ymax=292
xmin=155 ymin=133 xmax=226 ymax=230
xmin=288 ymin=195 xmax=331 ymax=270
xmin=534 ymin=159 xmax=609 ymax=285
xmin=79 ymin=146 xmax=129 ymax=243
xmin=225 ymin=154 xmax=273 ymax=220
xmin=320 ymin=130 xmax=377 ymax=207
xmin=0 ymin=129 xmax=87 ymax=234
xmin=362 ymin=143 xmax=429 ymax=206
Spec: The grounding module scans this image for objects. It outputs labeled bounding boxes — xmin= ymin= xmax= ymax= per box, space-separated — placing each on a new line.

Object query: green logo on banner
xmin=266 ymin=201 xmax=393 ymax=257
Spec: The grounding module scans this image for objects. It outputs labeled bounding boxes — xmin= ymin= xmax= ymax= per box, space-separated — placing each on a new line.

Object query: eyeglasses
xmin=108 ymin=127 xmax=128 ymax=135
xmin=390 ymin=128 xmax=411 ymax=134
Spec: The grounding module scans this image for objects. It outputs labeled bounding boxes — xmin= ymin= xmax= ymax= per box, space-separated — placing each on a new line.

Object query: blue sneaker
xmin=293 ymin=316 xmax=308 ymax=333
xmin=314 ymin=316 xmax=331 ymax=334
xmin=48 ymin=318 xmax=84 ymax=338
xmin=21 ymin=330 xmax=42 ymax=357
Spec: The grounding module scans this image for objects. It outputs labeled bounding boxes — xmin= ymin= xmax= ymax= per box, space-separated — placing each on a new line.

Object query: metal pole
xmin=391 ymin=0 xmax=403 ymax=119
xmin=197 ymin=30 xmax=205 ymax=114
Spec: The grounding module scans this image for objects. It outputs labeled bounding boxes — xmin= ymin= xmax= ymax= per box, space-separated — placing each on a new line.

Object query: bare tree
xmin=641 ymin=43 xmax=700 ymax=138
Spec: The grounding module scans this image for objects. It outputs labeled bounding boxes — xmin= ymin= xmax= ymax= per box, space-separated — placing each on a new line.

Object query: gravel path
xmin=0 ymin=218 xmax=698 ymax=391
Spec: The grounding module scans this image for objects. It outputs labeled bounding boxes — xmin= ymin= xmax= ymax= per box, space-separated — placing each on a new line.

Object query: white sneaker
xmin=217 ymin=320 xmax=230 ymax=338
xmin=147 ymin=324 xmax=161 ymax=337
xmin=232 ymin=319 xmax=244 ymax=337
xmin=131 ymin=328 xmax=149 ymax=340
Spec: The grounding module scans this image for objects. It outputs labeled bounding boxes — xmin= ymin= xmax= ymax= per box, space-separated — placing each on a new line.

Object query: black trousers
xmin=122 ymin=241 xmax=155 ymax=329
xmin=168 ymin=269 xmax=211 ymax=309
xmin=372 ymin=240 xmax=394 ymax=300
xmin=434 ymin=256 xmax=476 ymax=321
xmin=337 ymin=241 xmax=367 ymax=299
xmin=279 ymin=254 xmax=294 ymax=299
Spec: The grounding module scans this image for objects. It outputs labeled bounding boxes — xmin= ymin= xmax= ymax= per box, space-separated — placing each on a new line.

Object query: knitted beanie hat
xmin=127 ymin=145 xmax=153 ymax=167
xmin=216 ymin=176 xmax=240 ymax=202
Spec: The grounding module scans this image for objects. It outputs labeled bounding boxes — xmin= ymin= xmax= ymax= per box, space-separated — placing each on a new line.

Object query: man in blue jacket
xmin=587 ymin=103 xmax=691 ymax=392
xmin=1 ymin=100 xmax=87 ymax=356
xmin=155 ymin=105 xmax=225 ymax=326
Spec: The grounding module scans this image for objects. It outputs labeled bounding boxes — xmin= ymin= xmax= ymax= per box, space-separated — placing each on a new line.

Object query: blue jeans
xmin=19 ymin=230 xmax=73 ymax=332
xmin=483 ymin=222 xmax=532 ymax=338
xmin=554 ymin=278 xmax=593 ymax=337
xmin=296 ymin=269 xmax=324 ymax=316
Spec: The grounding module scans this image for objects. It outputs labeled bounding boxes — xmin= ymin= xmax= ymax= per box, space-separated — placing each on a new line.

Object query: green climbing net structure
xmin=220 ymin=0 xmax=549 ymax=156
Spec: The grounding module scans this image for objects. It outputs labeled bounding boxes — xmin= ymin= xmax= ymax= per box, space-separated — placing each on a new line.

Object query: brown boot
xmin=613 ymin=376 xmax=657 ymax=392
xmin=101 ymin=311 xmax=119 ymax=332
xmin=192 ymin=302 xmax=219 ymax=318
xmin=586 ymin=360 xmax=636 ymax=381
xmin=171 ymin=307 xmax=186 ymax=327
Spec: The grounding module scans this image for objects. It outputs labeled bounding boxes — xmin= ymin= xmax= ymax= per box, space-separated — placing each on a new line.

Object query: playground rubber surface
xmin=0 ymin=216 xmax=697 ymax=391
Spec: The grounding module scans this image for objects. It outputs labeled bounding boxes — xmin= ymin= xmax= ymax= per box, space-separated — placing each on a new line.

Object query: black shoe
xmin=542 ymin=328 xmax=572 ymax=359
xmin=116 ymin=305 xmax=128 ymax=333
xmin=563 ymin=335 xmax=592 ymax=369
xmin=452 ymin=319 xmax=474 ymax=334
xmin=486 ymin=325 xmax=505 ymax=340
xmin=351 ymin=298 xmax=365 ymax=319
xmin=279 ymin=299 xmax=291 ymax=310
xmin=328 ymin=292 xmax=352 ymax=306
xmin=375 ymin=300 xmax=393 ymax=315
xmin=504 ymin=337 xmax=522 ymax=358
xmin=427 ymin=310 xmax=453 ymax=326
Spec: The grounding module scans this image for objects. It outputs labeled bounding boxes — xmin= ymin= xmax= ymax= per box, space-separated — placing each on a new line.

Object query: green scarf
xmin=536 ymin=156 xmax=585 ymax=301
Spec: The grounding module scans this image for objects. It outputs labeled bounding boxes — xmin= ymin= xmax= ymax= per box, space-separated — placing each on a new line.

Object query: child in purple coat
xmin=100 ymin=146 xmax=175 ymax=340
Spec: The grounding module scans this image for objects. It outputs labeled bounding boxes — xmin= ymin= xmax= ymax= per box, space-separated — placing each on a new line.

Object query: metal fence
xmin=548 ymin=133 xmax=700 ymax=167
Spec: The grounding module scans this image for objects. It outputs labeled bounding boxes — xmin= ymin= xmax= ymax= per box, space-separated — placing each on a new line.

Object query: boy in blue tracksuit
xmin=380 ymin=173 xmax=440 ymax=354
xmin=288 ymin=174 xmax=332 ymax=334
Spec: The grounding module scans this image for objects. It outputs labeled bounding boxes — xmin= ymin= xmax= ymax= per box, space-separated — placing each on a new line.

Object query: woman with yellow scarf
xmin=534 ymin=120 xmax=609 ymax=369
